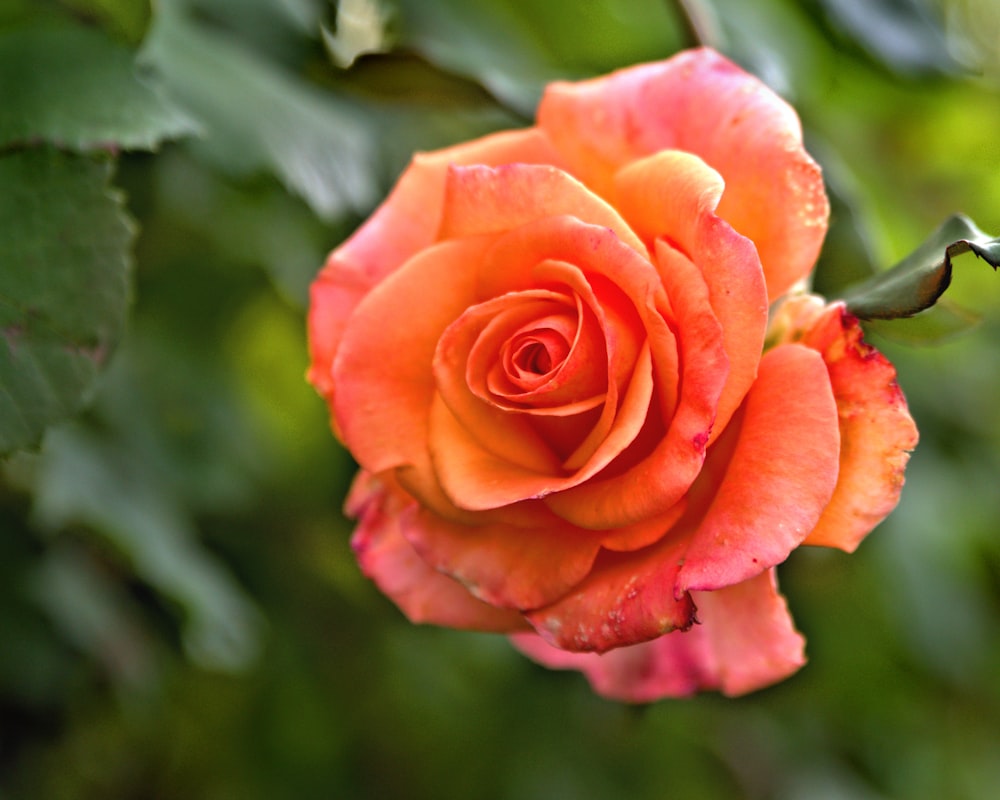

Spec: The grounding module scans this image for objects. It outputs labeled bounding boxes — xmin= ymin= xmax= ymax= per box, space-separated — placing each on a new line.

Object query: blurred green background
xmin=1 ymin=0 xmax=999 ymax=797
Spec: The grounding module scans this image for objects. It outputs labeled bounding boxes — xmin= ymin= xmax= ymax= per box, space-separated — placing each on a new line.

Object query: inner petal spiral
xmin=507 ymin=326 xmax=569 ymax=384
xmin=475 ymin=296 xmax=607 ymax=414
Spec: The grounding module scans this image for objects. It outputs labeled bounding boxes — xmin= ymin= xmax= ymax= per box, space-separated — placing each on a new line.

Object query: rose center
xmin=507 ymin=328 xmax=570 ymax=385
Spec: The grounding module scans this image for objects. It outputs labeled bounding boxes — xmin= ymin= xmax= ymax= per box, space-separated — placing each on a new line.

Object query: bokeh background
xmin=2 ymin=0 xmax=1000 ymax=797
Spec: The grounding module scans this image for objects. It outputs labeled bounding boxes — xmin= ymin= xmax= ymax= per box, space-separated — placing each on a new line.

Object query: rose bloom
xmin=308 ymin=48 xmax=918 ymax=702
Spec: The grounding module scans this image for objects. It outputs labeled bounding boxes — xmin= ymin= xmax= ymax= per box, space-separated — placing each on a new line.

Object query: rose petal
xmin=538 ymin=48 xmax=828 ymax=300
xmin=615 ymin=155 xmax=767 ymax=440
xmin=544 ymin=237 xmax=727 ymax=529
xmin=429 ymin=347 xmax=653 ymax=509
xmin=511 ymin=569 xmax=805 ymax=701
xmin=676 ymin=343 xmax=840 ymax=593
xmin=333 ymin=237 xmax=492 ymax=473
xmin=428 ymin=218 xmax=670 ymax=511
xmin=613 ymin=149 xmax=725 ymax=254
xmin=439 ymin=163 xmax=646 ymax=257
xmin=401 ymin=502 xmax=604 ymax=610
xmin=308 ymin=129 xmax=563 ymax=407
xmin=799 ymin=304 xmax=919 ymax=551
xmin=690 ymin=569 xmax=806 ymax=696
xmin=346 ymin=471 xmax=527 ymax=632
xmin=435 ymin=295 xmax=573 ymax=476
xmin=525 ymin=536 xmax=696 ymax=653
xmin=512 ymin=629 xmax=711 ymax=701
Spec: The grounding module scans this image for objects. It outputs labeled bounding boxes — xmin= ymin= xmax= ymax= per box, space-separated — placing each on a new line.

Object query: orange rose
xmin=308 ymin=48 xmax=918 ymax=701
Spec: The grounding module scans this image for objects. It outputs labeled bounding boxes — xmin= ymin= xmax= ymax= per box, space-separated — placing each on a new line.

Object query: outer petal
xmin=512 ymin=569 xmax=805 ymax=701
xmin=346 ymin=471 xmax=527 ymax=632
xmin=799 ymin=303 xmax=919 ymax=551
xmin=525 ymin=536 xmax=696 ymax=653
xmin=538 ymin=47 xmax=828 ymax=300
xmin=308 ymin=128 xmax=562 ymax=405
xmin=400 ymin=502 xmax=605 ymax=611
xmin=690 ymin=569 xmax=806 ymax=696
xmin=676 ymin=343 xmax=840 ymax=593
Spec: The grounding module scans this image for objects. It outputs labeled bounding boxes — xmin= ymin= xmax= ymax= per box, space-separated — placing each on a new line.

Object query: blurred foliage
xmin=0 ymin=0 xmax=999 ymax=798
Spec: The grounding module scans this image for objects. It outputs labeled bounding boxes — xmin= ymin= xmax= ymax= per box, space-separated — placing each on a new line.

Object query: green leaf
xmin=0 ymin=23 xmax=197 ymax=152
xmin=140 ymin=4 xmax=377 ymax=219
xmin=56 ymin=0 xmax=153 ymax=44
xmin=0 ymin=149 xmax=133 ymax=456
xmin=392 ymin=0 xmax=686 ymax=116
xmin=810 ymin=0 xmax=959 ymax=77
xmin=839 ymin=214 xmax=1000 ymax=320
xmin=22 ymin=424 xmax=262 ymax=671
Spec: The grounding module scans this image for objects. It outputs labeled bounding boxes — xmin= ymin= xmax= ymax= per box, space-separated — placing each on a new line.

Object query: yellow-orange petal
xmin=538 ymin=48 xmax=828 ymax=300
xmin=675 ymin=343 xmax=840 ymax=593
xmin=439 ymin=163 xmax=646 ymax=257
xmin=308 ymin=128 xmax=562 ymax=409
xmin=544 ymin=234 xmax=728 ymax=529
xmin=429 ymin=346 xmax=653 ymax=509
xmin=346 ymin=471 xmax=528 ymax=632
xmin=333 ymin=237 xmax=492 ymax=474
xmin=800 ymin=304 xmax=919 ymax=551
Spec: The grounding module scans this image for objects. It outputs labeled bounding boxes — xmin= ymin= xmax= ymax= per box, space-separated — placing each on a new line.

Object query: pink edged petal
xmin=676 ymin=343 xmax=840 ymax=593
xmin=690 ymin=569 xmax=806 ymax=696
xmin=346 ymin=471 xmax=527 ymax=632
xmin=332 ymin=236 xmax=492 ymax=473
xmin=308 ymin=128 xmax=562 ymax=406
xmin=510 ymin=629 xmax=717 ymax=702
xmin=400 ymin=502 xmax=604 ymax=610
xmin=799 ymin=304 xmax=919 ymax=551
xmin=525 ymin=536 xmax=696 ymax=653
xmin=538 ymin=48 xmax=829 ymax=300
xmin=511 ymin=569 xmax=805 ymax=701
xmin=439 ymin=163 xmax=646 ymax=256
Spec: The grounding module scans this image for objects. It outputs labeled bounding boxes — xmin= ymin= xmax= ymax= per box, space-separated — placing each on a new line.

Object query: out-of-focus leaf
xmin=0 ymin=24 xmax=196 ymax=151
xmin=151 ymin=148 xmax=333 ymax=307
xmin=840 ymin=214 xmax=1000 ymax=320
xmin=701 ymin=0 xmax=831 ymax=98
xmin=57 ymin=0 xmax=152 ymax=44
xmin=140 ymin=4 xmax=377 ymax=219
xmin=24 ymin=424 xmax=262 ymax=672
xmin=809 ymin=0 xmax=959 ymax=76
xmin=810 ymin=138 xmax=883 ymax=297
xmin=0 ymin=149 xmax=132 ymax=456
xmin=946 ymin=0 xmax=1000 ymax=80
xmin=31 ymin=544 xmax=157 ymax=692
xmin=391 ymin=0 xmax=686 ymax=116
xmin=180 ymin=0 xmax=324 ymax=38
